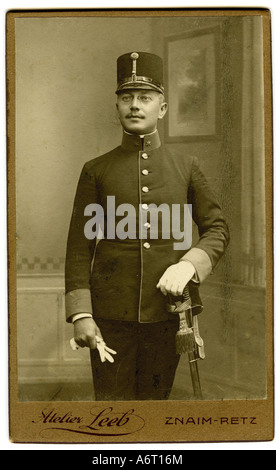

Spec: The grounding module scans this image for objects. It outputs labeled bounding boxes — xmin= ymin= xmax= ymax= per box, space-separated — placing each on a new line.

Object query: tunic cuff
xmin=65 ymin=288 xmax=93 ymax=322
xmin=180 ymin=248 xmax=212 ymax=284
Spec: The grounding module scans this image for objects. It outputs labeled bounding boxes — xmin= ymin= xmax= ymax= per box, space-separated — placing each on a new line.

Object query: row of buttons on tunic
xmin=141 ymin=152 xmax=151 ymax=249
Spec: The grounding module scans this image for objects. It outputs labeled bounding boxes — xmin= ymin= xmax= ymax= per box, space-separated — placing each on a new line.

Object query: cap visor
xmin=116 ymin=82 xmax=163 ymax=94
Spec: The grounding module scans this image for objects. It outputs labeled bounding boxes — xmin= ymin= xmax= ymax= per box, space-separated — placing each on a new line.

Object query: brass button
xmin=142 ymin=186 xmax=149 ymax=193
xmin=143 ymin=242 xmax=151 ymax=249
xmin=142 ymin=169 xmax=149 ymax=176
xmin=141 ymin=153 xmax=148 ymax=159
xmin=142 ymin=203 xmax=149 ymax=210
xmin=144 ymin=222 xmax=151 ymax=229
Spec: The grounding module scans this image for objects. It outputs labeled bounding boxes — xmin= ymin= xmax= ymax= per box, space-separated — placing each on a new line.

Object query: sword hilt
xmin=167 ymin=285 xmax=205 ymax=359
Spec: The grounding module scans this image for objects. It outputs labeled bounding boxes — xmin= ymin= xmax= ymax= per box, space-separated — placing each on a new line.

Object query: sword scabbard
xmin=167 ymin=285 xmax=204 ymax=399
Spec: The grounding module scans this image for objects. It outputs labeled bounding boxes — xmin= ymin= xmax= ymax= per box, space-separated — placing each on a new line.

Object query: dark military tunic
xmin=65 ymin=130 xmax=229 ymax=323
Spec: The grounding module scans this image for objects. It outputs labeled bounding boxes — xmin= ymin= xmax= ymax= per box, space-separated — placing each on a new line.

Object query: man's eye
xmin=140 ymin=96 xmax=151 ymax=102
xmin=122 ymin=96 xmax=131 ymax=102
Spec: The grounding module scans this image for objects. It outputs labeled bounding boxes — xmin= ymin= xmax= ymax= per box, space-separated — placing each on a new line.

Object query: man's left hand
xmin=156 ymin=261 xmax=195 ymax=296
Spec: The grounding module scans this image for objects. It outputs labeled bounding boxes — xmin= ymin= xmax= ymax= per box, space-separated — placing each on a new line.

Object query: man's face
xmin=116 ymin=89 xmax=167 ymax=135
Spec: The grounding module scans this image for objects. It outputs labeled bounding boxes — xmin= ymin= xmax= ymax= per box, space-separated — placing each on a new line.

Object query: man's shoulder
xmin=161 ymin=144 xmax=196 ymax=167
xmin=83 ymin=145 xmax=122 ymax=171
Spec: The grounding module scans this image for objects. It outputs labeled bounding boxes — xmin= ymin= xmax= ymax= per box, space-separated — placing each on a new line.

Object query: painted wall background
xmin=15 ymin=17 xmax=152 ymax=270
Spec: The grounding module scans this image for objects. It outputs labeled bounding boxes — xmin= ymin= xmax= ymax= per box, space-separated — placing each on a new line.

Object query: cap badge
xmin=130 ymin=52 xmax=139 ymax=81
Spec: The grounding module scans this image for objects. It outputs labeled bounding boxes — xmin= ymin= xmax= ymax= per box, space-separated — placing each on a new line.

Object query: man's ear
xmin=158 ymin=101 xmax=168 ymax=120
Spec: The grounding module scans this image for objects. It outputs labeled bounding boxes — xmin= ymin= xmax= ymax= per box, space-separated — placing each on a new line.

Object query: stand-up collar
xmin=121 ymin=130 xmax=161 ymax=152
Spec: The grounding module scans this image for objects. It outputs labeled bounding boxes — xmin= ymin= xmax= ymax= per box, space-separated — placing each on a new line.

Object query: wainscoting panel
xmin=17 ymin=274 xmax=92 ymax=386
xmin=17 ymin=274 xmax=267 ymax=401
xmin=171 ymin=281 xmax=267 ymax=400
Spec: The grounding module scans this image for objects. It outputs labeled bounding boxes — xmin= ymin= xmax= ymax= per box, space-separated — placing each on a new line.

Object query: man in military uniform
xmin=65 ymin=52 xmax=229 ymax=401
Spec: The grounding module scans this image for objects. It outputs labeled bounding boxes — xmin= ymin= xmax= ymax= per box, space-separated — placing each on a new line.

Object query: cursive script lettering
xmin=32 ymin=408 xmax=83 ymax=424
xmin=83 ymin=407 xmax=134 ymax=431
xmin=34 ymin=406 xmax=145 ymax=437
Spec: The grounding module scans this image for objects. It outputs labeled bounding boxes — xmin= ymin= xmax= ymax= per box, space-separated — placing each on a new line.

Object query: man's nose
xmin=130 ymin=96 xmax=140 ymax=109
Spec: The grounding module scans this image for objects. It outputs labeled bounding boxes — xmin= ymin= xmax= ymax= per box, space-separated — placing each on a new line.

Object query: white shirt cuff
xmin=72 ymin=313 xmax=93 ymax=323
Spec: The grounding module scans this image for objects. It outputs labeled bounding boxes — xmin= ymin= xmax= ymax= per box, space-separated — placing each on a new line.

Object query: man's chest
xmin=96 ymin=148 xmax=191 ymax=208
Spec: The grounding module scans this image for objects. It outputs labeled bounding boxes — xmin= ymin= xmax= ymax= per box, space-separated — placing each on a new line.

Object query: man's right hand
xmin=73 ymin=317 xmax=102 ymax=350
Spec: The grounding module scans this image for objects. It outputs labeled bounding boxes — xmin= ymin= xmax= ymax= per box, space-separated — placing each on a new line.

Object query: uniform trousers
xmin=90 ymin=318 xmax=180 ymax=401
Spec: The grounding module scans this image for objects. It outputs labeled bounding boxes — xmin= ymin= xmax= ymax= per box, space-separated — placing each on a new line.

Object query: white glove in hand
xmin=95 ymin=336 xmax=117 ymax=363
xmin=70 ymin=335 xmax=117 ymax=363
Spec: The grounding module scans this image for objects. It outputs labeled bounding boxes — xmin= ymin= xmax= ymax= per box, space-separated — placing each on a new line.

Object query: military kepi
xmin=116 ymin=51 xmax=164 ymax=95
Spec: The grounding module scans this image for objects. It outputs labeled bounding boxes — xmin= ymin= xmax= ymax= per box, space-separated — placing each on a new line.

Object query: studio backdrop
xmin=14 ymin=13 xmax=267 ymax=402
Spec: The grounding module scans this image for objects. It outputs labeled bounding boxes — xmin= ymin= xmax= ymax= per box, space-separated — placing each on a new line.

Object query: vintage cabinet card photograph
xmin=6 ymin=8 xmax=274 ymax=444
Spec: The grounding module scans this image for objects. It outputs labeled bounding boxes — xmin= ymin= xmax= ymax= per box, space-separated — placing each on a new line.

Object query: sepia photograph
xmin=7 ymin=8 xmax=273 ymax=444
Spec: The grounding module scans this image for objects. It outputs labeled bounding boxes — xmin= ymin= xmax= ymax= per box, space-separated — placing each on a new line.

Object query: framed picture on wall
xmin=165 ymin=25 xmax=221 ymax=142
